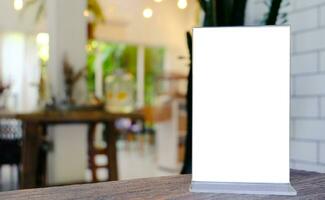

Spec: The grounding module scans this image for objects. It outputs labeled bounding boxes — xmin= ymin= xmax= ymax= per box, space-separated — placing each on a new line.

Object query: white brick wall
xmin=321 ymin=97 xmax=325 ymax=116
xmin=295 ymin=74 xmax=325 ymax=95
xmin=290 ymin=0 xmax=325 ymax=172
xmin=295 ymin=29 xmax=325 ymax=52
xmin=291 ymin=53 xmax=318 ymax=74
xmin=291 ymin=140 xmax=318 ymax=162
xmin=294 ymin=0 xmax=325 ymax=10
xmin=294 ymin=120 xmax=325 ymax=140
xmin=320 ymin=5 xmax=325 ymax=26
xmin=291 ymin=97 xmax=318 ymax=117
xmin=320 ymin=51 xmax=325 ymax=71
xmin=289 ymin=8 xmax=318 ymax=32
xmin=320 ymin=144 xmax=325 ymax=163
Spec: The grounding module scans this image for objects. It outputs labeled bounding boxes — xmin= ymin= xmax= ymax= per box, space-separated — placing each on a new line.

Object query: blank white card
xmin=192 ymin=26 xmax=290 ymax=184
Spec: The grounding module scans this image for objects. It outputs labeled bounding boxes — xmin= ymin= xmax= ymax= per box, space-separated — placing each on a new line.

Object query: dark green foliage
xmin=230 ymin=0 xmax=248 ymax=26
xmin=215 ymin=0 xmax=232 ymax=26
xmin=181 ymin=32 xmax=193 ymax=174
xmin=198 ymin=0 xmax=247 ymax=27
xmin=266 ymin=0 xmax=283 ymax=25
xmin=199 ymin=0 xmax=286 ymax=27
xmin=186 ymin=32 xmax=192 ymax=66
xmin=199 ymin=0 xmax=217 ymax=26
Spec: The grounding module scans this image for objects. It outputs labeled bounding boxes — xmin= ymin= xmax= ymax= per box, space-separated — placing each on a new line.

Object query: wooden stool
xmin=87 ymin=122 xmax=117 ymax=182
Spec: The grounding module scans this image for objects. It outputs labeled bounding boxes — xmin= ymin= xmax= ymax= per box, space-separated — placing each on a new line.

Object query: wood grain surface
xmin=0 ymin=170 xmax=324 ymax=199
xmin=0 ymin=110 xmax=144 ymax=123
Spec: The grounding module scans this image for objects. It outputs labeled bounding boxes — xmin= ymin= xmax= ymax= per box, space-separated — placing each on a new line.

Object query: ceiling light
xmin=14 ymin=0 xmax=24 ymax=11
xmin=154 ymin=0 xmax=163 ymax=2
xmin=177 ymin=0 xmax=187 ymax=9
xmin=83 ymin=9 xmax=90 ymax=17
xmin=143 ymin=8 xmax=153 ymax=18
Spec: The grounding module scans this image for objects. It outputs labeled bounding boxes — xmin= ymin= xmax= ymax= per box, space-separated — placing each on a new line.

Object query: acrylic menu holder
xmin=191 ymin=26 xmax=296 ymax=196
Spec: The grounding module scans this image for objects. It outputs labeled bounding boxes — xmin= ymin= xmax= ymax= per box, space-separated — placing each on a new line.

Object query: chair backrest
xmin=0 ymin=119 xmax=22 ymax=141
xmin=0 ymin=119 xmax=22 ymax=165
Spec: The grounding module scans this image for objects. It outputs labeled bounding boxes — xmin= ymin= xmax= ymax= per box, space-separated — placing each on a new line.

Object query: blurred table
xmin=0 ymin=110 xmax=144 ymax=189
xmin=0 ymin=170 xmax=324 ymax=199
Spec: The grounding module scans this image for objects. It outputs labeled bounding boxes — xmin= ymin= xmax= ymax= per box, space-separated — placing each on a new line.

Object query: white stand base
xmin=191 ymin=181 xmax=297 ymax=196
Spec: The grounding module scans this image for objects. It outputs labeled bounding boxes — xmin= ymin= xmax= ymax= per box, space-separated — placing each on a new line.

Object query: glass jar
xmin=105 ymin=69 xmax=135 ymax=113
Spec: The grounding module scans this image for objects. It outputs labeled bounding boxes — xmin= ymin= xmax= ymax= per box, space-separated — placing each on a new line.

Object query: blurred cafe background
xmin=1 ymin=0 xmax=325 ymax=193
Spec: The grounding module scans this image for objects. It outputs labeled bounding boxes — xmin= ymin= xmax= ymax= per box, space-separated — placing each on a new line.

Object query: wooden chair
xmin=87 ymin=123 xmax=109 ymax=182
xmin=87 ymin=121 xmax=121 ymax=182
xmin=0 ymin=119 xmax=22 ymax=189
xmin=87 ymin=118 xmax=143 ymax=182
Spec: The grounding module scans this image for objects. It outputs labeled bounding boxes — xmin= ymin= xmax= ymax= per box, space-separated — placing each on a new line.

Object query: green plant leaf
xmin=198 ymin=0 xmax=207 ymax=12
xmin=266 ymin=0 xmax=283 ymax=25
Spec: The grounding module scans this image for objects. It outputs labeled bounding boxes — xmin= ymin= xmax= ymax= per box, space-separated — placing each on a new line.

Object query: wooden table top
xmin=0 ymin=110 xmax=144 ymax=122
xmin=0 ymin=170 xmax=324 ymax=200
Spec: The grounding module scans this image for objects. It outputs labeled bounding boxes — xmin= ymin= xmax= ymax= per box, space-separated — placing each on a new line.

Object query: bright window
xmin=0 ymin=32 xmax=42 ymax=112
